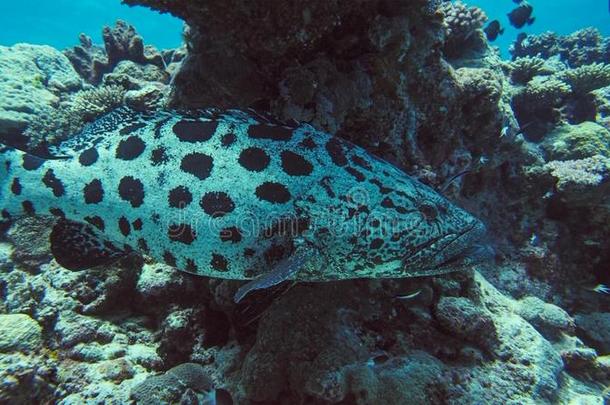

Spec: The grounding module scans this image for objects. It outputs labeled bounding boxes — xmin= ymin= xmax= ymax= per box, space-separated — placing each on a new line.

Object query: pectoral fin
xmin=234 ymin=246 xmax=314 ymax=303
xmin=50 ymin=219 xmax=128 ymax=271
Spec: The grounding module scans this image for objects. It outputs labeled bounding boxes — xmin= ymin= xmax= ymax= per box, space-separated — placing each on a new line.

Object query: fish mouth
xmin=401 ymin=220 xmax=486 ymax=272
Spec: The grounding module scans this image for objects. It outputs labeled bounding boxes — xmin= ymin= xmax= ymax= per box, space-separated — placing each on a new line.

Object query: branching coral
xmin=511 ymin=28 xmax=610 ymax=68
xmin=543 ymin=155 xmax=610 ymax=191
xmin=72 ymin=85 xmax=126 ymax=121
xmin=516 ymin=76 xmax=571 ymax=111
xmin=510 ymin=56 xmax=551 ymax=85
xmin=557 ymin=63 xmax=610 ymax=95
xmin=439 ymin=1 xmax=487 ymax=54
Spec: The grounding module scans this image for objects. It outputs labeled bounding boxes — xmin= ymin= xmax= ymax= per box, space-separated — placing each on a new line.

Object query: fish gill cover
xmin=0 ymin=0 xmax=609 ymax=404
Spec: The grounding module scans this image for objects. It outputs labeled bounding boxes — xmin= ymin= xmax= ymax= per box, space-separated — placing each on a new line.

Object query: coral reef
xmin=557 ymin=63 xmax=610 ymax=95
xmin=0 ymin=44 xmax=82 ymax=138
xmin=509 ymin=56 xmax=552 ymax=85
xmin=2 ymin=1 xmax=610 ymax=404
xmin=439 ymin=0 xmax=487 ymax=57
xmin=511 ymin=28 xmax=610 ymax=68
xmin=64 ymin=20 xmax=165 ymax=84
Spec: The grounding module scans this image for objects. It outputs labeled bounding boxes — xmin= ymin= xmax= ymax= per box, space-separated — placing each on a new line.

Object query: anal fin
xmin=50 ymin=219 xmax=127 ymax=271
xmin=234 ymin=246 xmax=314 ymax=303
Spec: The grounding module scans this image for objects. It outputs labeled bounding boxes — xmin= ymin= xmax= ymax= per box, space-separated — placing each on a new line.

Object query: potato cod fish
xmin=0 ymin=108 xmax=486 ymax=301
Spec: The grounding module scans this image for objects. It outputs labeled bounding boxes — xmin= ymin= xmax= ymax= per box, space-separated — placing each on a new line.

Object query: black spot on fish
xmin=300 ymin=137 xmax=317 ymax=149
xmin=168 ymin=223 xmax=196 ymax=244
xmin=153 ymin=117 xmax=171 ymax=139
xmin=351 ymin=155 xmax=372 ymax=171
xmin=119 ymin=216 xmax=131 ymax=236
xmin=173 ymin=120 xmax=217 ymax=143
xmin=132 ymin=218 xmax=143 ymax=231
xmin=137 ymin=238 xmax=149 ymax=253
xmin=163 ymin=251 xmax=177 ymax=266
xmin=49 ymin=208 xmax=65 ymax=217
xmin=116 ymin=135 xmax=146 ymax=160
xmin=370 ymin=238 xmax=384 ymax=249
xmin=42 ymin=169 xmax=65 ymax=197
xmin=79 ymin=148 xmax=98 ymax=166
xmin=22 ymin=200 xmax=35 ymax=215
xmin=244 ymin=248 xmax=255 ymax=257
xmin=185 ymin=258 xmax=198 ymax=273
xmin=221 ymin=132 xmax=236 ymax=147
xmin=281 ymin=151 xmax=313 ymax=176
xmin=84 ymin=179 xmax=104 ymax=204
xmin=419 ymin=204 xmax=438 ymax=221
xmin=220 ymin=226 xmax=242 ymax=243
xmin=118 ymin=176 xmax=144 ymax=207
xmin=85 ymin=216 xmax=105 ymax=231
xmin=264 ymin=244 xmax=285 ymax=265
xmin=22 ymin=154 xmax=44 ymax=171
xmin=381 ymin=197 xmax=395 ymax=209
xmin=168 ymin=186 xmax=193 ymax=208
xmin=1 ymin=209 xmax=10 ymax=219
xmin=248 ymin=124 xmax=292 ymax=141
xmin=238 ymin=147 xmax=270 ymax=172
xmin=344 ymin=166 xmax=365 ymax=182
xmin=119 ymin=122 xmax=146 ymax=135
xmin=151 ymin=147 xmax=168 ymax=165
xmin=10 ymin=178 xmax=21 ymax=195
xmin=319 ymin=176 xmax=336 ymax=198
xmin=369 ymin=179 xmax=393 ymax=194
xmin=180 ymin=152 xmax=213 ymax=180
xmin=211 ymin=253 xmax=228 ymax=271
xmin=325 ymin=138 xmax=347 ymax=166
xmin=200 ymin=192 xmax=235 ymax=217
xmin=255 ymin=182 xmax=291 ymax=204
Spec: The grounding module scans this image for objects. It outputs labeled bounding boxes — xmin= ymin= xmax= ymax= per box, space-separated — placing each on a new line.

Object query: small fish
xmin=508 ymin=2 xmax=535 ymax=29
xmin=440 ymin=170 xmax=471 ymax=193
xmin=484 ymin=20 xmax=504 ymax=42
xmin=0 ymin=108 xmax=486 ymax=302
xmin=591 ymin=284 xmax=610 ymax=294
xmin=394 ymin=290 xmax=421 ymax=300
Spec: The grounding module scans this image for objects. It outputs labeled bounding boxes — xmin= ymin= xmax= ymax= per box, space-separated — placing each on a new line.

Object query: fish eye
xmin=419 ymin=204 xmax=438 ymax=221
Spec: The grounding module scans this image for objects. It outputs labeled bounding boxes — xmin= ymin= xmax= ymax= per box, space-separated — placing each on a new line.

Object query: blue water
xmin=0 ymin=0 xmax=183 ymax=50
xmin=0 ymin=0 xmax=607 ymax=55
xmin=471 ymin=0 xmax=610 ymax=57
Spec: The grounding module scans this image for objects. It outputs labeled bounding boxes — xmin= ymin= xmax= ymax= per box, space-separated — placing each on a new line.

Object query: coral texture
xmin=1 ymin=1 xmax=610 ymax=404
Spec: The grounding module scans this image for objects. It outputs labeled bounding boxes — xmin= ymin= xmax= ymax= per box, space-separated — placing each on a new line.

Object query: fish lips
xmin=401 ymin=220 xmax=487 ymax=272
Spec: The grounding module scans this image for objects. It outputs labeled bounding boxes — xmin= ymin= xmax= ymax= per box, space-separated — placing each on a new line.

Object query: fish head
xmin=393 ymin=181 xmax=487 ymax=275
xmin=335 ymin=172 xmax=487 ymax=278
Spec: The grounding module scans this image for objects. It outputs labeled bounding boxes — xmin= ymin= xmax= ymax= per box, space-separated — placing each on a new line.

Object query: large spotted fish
xmin=0 ymin=108 xmax=486 ymax=301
